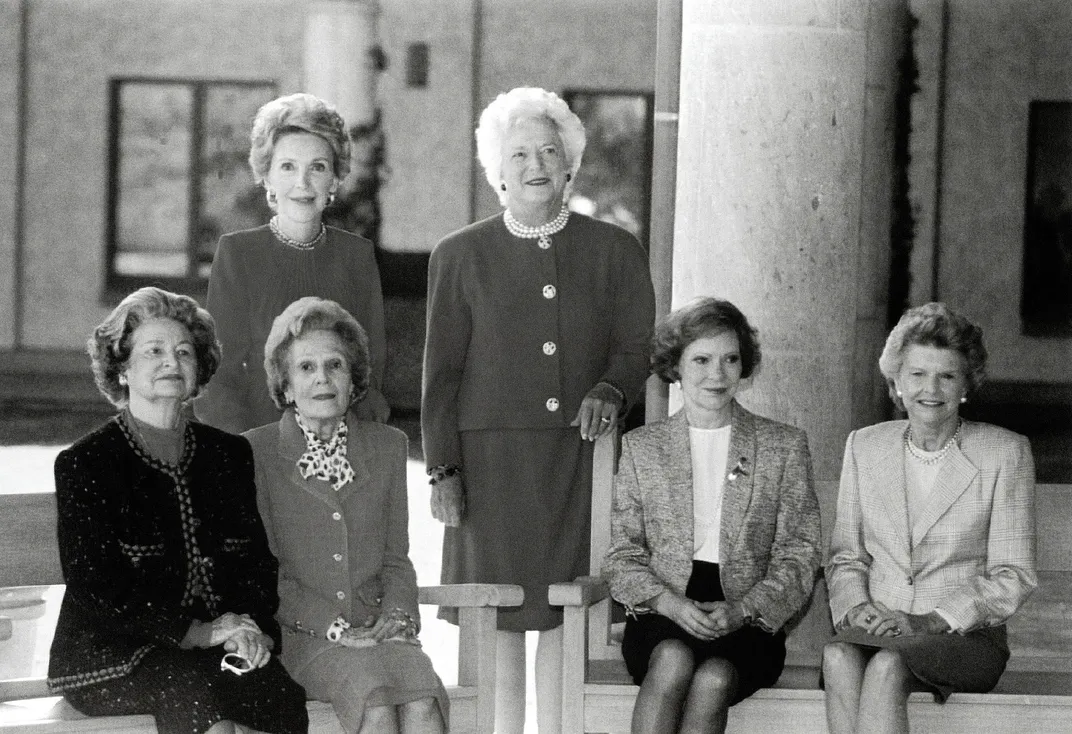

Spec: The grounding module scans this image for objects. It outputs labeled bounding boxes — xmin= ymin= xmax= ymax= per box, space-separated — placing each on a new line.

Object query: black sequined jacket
xmin=47 ymin=416 xmax=282 ymax=692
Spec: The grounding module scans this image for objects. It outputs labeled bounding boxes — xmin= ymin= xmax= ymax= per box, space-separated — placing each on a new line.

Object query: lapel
xmin=720 ymin=401 xmax=757 ymax=556
xmin=867 ymin=424 xmax=913 ymax=558
xmin=275 ymin=410 xmax=371 ymax=509
xmin=665 ymin=410 xmax=695 ymax=557
xmin=911 ymin=430 xmax=978 ymax=544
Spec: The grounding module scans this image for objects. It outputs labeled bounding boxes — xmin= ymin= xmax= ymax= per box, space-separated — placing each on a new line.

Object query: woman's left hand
xmin=876 ymin=604 xmax=950 ymax=636
xmin=223 ymin=628 xmax=273 ymax=669
xmin=697 ymin=601 xmax=747 ymax=636
xmin=571 ymin=383 xmax=623 ymax=441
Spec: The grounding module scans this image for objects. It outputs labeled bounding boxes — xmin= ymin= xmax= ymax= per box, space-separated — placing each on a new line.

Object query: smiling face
xmin=264 ymin=131 xmax=337 ymax=229
xmin=122 ymin=318 xmax=199 ymax=409
xmin=894 ymin=344 xmax=968 ymax=434
xmin=499 ymin=116 xmax=569 ymax=217
xmin=678 ymin=330 xmax=743 ymax=429
xmin=283 ymin=330 xmax=353 ymax=435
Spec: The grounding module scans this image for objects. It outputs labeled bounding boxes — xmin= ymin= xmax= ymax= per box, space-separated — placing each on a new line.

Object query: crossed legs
xmin=631 ymin=639 xmax=739 ymax=734
xmin=823 ymin=642 xmax=926 ymax=734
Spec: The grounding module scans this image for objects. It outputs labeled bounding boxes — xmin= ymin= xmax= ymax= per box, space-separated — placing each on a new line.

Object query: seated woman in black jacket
xmin=46 ymin=286 xmax=308 ymax=734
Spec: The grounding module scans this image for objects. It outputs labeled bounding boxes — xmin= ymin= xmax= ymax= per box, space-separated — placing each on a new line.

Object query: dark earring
xmin=266 ymin=189 xmax=277 ymax=205
xmin=500 ymin=182 xmax=507 ymax=191
xmin=566 ymin=173 xmax=572 ymax=182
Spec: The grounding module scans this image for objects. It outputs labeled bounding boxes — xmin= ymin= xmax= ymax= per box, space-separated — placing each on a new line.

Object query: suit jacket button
xmin=906 ymin=576 xmax=913 ymax=585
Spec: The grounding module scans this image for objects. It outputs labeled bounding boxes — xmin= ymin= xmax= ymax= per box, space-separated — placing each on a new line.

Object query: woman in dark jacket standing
xmin=48 ymin=287 xmax=307 ymax=734
xmin=422 ymin=86 xmax=655 ymax=733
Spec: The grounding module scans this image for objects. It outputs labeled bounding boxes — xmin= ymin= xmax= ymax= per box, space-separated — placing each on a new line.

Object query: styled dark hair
xmin=879 ymin=301 xmax=987 ymax=408
xmin=248 ymin=93 xmax=351 ymax=184
xmin=89 ymin=287 xmax=220 ymax=407
xmin=263 ymin=297 xmax=371 ymax=410
xmin=651 ymin=296 xmax=761 ymax=382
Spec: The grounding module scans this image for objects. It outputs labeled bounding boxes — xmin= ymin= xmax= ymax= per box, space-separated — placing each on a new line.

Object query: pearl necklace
xmin=904 ymin=421 xmax=962 ymax=465
xmin=503 ymin=204 xmax=570 ymax=249
xmin=269 ymin=216 xmax=326 ymax=251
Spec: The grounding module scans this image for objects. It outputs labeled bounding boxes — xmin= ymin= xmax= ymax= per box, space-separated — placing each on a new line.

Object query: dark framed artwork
xmin=1022 ymin=101 xmax=1072 ymax=336
xmin=105 ymin=77 xmax=277 ymax=298
xmin=562 ymin=89 xmax=654 ymax=249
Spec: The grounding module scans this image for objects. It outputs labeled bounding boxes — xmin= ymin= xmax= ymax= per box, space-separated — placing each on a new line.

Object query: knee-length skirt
xmin=622 ymin=561 xmax=787 ymax=705
xmin=826 ymin=624 xmax=1009 ymax=700
xmin=440 ymin=428 xmax=594 ymax=631
xmin=63 ymin=647 xmax=308 ymax=734
xmin=292 ymin=641 xmax=448 ymax=733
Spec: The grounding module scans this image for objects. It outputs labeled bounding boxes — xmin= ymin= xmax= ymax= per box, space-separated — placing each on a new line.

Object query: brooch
xmin=727 ymin=457 xmax=749 ymax=481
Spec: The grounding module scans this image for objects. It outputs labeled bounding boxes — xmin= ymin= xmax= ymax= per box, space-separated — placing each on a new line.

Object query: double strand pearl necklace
xmin=270 ymin=215 xmax=326 ymax=251
xmin=904 ymin=420 xmax=962 ymax=465
xmin=503 ymin=204 xmax=570 ymax=248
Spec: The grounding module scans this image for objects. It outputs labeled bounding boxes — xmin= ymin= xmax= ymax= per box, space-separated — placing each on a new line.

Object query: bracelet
xmin=427 ymin=464 xmax=461 ymax=486
xmin=596 ymin=381 xmax=626 ymax=408
xmin=386 ymin=607 xmax=420 ymax=638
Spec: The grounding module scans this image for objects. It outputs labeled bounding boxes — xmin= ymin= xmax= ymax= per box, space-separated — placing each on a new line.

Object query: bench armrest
xmin=548 ymin=576 xmax=609 ymax=607
xmin=419 ymin=583 xmax=524 ymax=608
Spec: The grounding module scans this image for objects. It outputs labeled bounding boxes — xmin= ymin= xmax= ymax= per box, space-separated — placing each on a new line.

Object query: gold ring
xmin=600 ymin=417 xmax=611 ymax=423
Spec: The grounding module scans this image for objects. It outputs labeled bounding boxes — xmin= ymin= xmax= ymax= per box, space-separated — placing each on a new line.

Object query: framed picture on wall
xmin=562 ymin=90 xmax=654 ymax=249
xmin=1022 ymin=101 xmax=1072 ymax=336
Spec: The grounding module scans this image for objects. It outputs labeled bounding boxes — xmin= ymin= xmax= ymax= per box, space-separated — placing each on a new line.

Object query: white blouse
xmin=690 ymin=425 xmax=732 ymax=562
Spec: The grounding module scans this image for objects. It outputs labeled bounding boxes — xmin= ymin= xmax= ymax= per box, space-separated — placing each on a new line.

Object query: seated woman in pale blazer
xmin=244 ymin=297 xmax=447 ymax=734
xmin=603 ymin=297 xmax=822 ymax=734
xmin=823 ymin=302 xmax=1037 ymax=734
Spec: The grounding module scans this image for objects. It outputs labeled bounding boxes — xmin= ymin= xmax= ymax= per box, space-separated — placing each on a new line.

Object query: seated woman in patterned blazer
xmin=603 ymin=297 xmax=822 ymax=734
xmin=47 ymin=286 xmax=307 ymax=734
xmin=824 ymin=302 xmax=1037 ymax=734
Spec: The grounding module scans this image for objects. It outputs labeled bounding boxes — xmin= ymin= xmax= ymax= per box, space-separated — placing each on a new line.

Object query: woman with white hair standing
xmin=422 ymin=86 xmax=656 ymax=732
xmin=196 ymin=92 xmax=389 ymax=435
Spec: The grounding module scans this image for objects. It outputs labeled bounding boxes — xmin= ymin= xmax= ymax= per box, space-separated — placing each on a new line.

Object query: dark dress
xmin=47 ymin=414 xmax=308 ymax=734
xmin=422 ymin=212 xmax=655 ymax=630
xmin=195 ymin=224 xmax=386 ymax=435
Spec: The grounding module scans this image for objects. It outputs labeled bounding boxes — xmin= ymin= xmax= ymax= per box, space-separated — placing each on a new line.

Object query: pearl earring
xmin=896 ymin=390 xmax=902 ymax=397
xmin=266 ymin=189 xmax=277 ymax=205
xmin=960 ymin=396 xmax=967 ymax=404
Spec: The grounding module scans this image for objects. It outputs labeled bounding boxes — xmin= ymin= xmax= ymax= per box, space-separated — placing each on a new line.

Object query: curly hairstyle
xmin=263 ymin=297 xmax=371 ymax=410
xmin=89 ymin=287 xmax=221 ymax=407
xmin=651 ymin=297 xmax=761 ymax=383
xmin=475 ymin=87 xmax=586 ymax=207
xmin=879 ymin=301 xmax=987 ymax=409
xmin=248 ymin=93 xmax=351 ymax=185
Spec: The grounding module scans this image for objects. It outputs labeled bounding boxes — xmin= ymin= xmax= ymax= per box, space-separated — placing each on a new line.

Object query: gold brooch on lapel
xmin=728 ymin=457 xmax=749 ymax=481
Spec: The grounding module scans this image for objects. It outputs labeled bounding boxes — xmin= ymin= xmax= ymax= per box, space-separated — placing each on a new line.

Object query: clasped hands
xmin=654 ymin=591 xmax=747 ymax=641
xmin=183 ymin=612 xmax=273 ymax=671
xmin=331 ymin=610 xmax=419 ymax=648
xmin=846 ymin=601 xmax=950 ymax=637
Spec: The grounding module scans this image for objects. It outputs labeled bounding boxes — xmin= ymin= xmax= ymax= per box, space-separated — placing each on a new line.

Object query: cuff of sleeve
xmin=933 ymin=607 xmax=963 ymax=633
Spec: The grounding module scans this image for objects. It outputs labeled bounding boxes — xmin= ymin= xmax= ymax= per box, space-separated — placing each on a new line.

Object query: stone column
xmin=304 ymin=0 xmax=381 ymax=128
xmin=670 ymin=0 xmax=909 ymax=481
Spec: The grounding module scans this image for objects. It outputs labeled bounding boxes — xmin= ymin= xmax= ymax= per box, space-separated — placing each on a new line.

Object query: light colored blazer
xmin=603 ymin=403 xmax=822 ymax=632
xmin=826 ymin=419 xmax=1037 ymax=631
xmin=244 ymin=410 xmax=418 ymax=673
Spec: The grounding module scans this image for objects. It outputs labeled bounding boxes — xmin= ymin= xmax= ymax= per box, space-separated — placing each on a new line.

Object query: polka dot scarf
xmin=295 ymin=414 xmax=355 ymax=491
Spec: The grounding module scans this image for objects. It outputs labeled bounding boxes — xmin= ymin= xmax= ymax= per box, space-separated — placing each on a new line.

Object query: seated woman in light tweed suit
xmin=824 ymin=302 xmax=1037 ymax=734
xmin=603 ymin=297 xmax=822 ymax=734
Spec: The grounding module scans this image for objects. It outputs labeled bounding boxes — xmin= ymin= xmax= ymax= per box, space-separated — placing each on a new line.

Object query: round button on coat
xmin=336 ymin=590 xmax=346 ymax=600
xmin=546 ymin=398 xmax=559 ymax=412
xmin=542 ymin=341 xmax=557 ymax=355
xmin=542 ymin=285 xmax=557 ymax=299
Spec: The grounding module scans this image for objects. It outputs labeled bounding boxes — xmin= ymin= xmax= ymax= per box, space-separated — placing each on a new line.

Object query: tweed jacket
xmin=197 ymin=224 xmax=386 ymax=434
xmin=421 ymin=212 xmax=655 ymax=469
xmin=245 ymin=410 xmax=418 ymax=673
xmin=826 ymin=420 xmax=1037 ymax=631
xmin=603 ymin=403 xmax=822 ymax=632
xmin=47 ymin=417 xmax=281 ymax=692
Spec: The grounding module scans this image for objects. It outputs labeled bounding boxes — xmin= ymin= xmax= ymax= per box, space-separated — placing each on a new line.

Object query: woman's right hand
xmin=846 ymin=601 xmax=902 ymax=636
xmin=223 ymin=628 xmax=273 ymax=668
xmin=431 ymin=474 xmax=465 ymax=527
xmin=182 ymin=612 xmax=262 ymax=649
xmin=653 ymin=591 xmax=722 ymax=641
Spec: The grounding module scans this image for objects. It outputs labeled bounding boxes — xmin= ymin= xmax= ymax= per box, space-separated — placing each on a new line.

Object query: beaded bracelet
xmin=595 ymin=380 xmax=626 ymax=408
xmin=427 ymin=464 xmax=461 ymax=486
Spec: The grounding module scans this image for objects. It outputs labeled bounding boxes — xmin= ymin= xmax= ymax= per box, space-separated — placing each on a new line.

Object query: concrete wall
xmin=671 ymin=0 xmax=908 ymax=480
xmin=936 ymin=0 xmax=1072 ymax=382
xmin=0 ymin=0 xmax=23 ymax=349
xmin=10 ymin=0 xmax=305 ymax=350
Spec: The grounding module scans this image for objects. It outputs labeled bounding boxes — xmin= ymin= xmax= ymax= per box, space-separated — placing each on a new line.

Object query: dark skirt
xmin=63 ymin=647 xmax=308 ymax=734
xmin=621 ymin=561 xmax=787 ymax=705
xmin=826 ymin=624 xmax=1010 ymax=701
xmin=440 ymin=428 xmax=594 ymax=631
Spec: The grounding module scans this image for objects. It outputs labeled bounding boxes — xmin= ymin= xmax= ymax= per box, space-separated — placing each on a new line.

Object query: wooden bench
xmin=552 ymin=433 xmax=1072 ymax=732
xmin=0 ymin=493 xmax=521 ymax=733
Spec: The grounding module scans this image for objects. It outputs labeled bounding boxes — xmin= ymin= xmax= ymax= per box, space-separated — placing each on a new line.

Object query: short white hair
xmin=475 ymin=87 xmax=586 ymax=206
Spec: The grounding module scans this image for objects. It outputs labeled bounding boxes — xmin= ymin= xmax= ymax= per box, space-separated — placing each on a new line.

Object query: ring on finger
xmin=864 ymin=614 xmax=876 ymax=624
xmin=600 ymin=416 xmax=612 ymax=424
